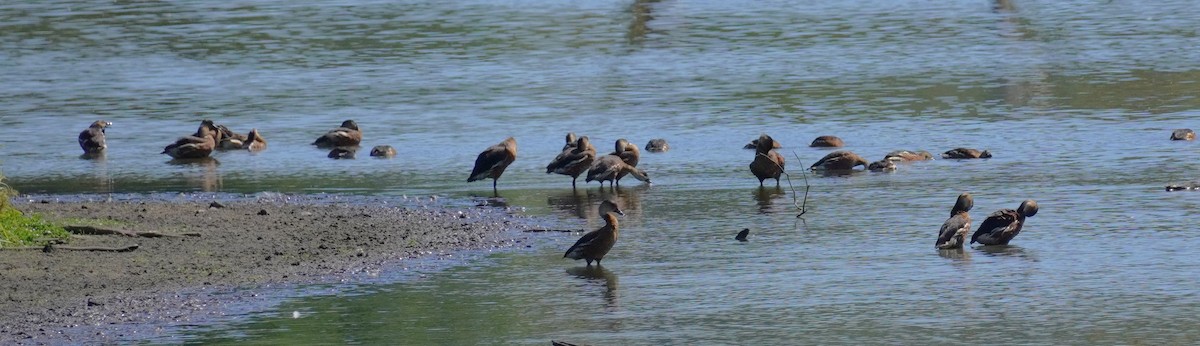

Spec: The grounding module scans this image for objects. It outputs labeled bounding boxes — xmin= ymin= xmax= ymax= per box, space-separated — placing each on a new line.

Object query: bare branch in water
xmin=755 ymin=151 xmax=811 ymax=217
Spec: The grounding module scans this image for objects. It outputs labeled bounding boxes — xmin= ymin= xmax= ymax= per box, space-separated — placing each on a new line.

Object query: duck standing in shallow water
xmin=468 ymin=137 xmax=518 ymax=193
xmin=810 ymin=135 xmax=844 ymax=147
xmin=611 ymin=138 xmax=641 ymax=181
xmin=942 ymin=148 xmax=992 ymax=159
xmin=243 ymin=128 xmax=267 ymax=151
xmin=935 ymin=193 xmax=973 ymax=249
xmin=78 ymin=120 xmax=112 ymax=154
xmin=546 ymin=136 xmax=597 ymax=188
xmin=564 ymin=200 xmax=625 ymax=266
xmin=1171 ymin=129 xmax=1195 ymax=141
xmin=971 ymin=199 xmax=1038 ymax=246
xmin=586 ymin=154 xmax=650 ymax=187
xmin=810 ymin=150 xmax=869 ymax=171
xmin=749 ymin=134 xmax=785 ymax=186
xmin=312 ymin=120 xmax=362 ymax=148
xmin=162 ymin=120 xmax=220 ymax=159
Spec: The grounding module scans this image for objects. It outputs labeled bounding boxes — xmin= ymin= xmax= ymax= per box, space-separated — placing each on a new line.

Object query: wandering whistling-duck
xmin=243 ymin=128 xmax=267 ymax=151
xmin=744 ymin=137 xmax=783 ymax=150
xmin=564 ymin=200 xmax=626 ymax=266
xmin=561 ymin=132 xmax=578 ymax=151
xmin=611 ymin=138 xmax=641 ymax=181
xmin=586 ymin=154 xmax=650 ymax=187
xmin=867 ymin=159 xmax=896 ymax=172
xmin=749 ymin=134 xmax=785 ymax=186
xmin=162 ymin=120 xmax=220 ymax=159
xmin=312 ymin=120 xmax=362 ymax=148
xmin=942 ymin=148 xmax=992 ymax=159
xmin=810 ymin=135 xmax=844 ymax=147
xmin=885 ymin=150 xmax=934 ymax=162
xmin=216 ymin=125 xmax=248 ymax=150
xmin=78 ymin=120 xmax=112 ymax=154
xmin=467 ymin=137 xmax=518 ymax=193
xmin=810 ymin=150 xmax=869 ymax=171
xmin=1171 ymin=129 xmax=1195 ymax=141
xmin=644 ymin=138 xmax=669 ymax=152
xmin=547 ymin=136 xmax=597 ymax=188
xmin=970 ymin=199 xmax=1039 ymax=246
xmin=936 ymin=193 xmax=974 ymax=249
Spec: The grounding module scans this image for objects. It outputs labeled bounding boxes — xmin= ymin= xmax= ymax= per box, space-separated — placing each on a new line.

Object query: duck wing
xmin=936 ymin=213 xmax=971 ymax=249
xmin=970 ymin=209 xmax=1019 ymax=245
xmin=468 ymin=143 xmax=512 ymax=182
xmin=564 ymin=229 xmax=603 ymax=259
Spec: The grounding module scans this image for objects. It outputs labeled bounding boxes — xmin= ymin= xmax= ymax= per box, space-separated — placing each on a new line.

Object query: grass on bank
xmin=0 ymin=173 xmax=72 ymax=247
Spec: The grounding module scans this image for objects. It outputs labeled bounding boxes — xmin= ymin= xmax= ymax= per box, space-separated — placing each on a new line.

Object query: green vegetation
xmin=0 ymin=172 xmax=71 ymax=247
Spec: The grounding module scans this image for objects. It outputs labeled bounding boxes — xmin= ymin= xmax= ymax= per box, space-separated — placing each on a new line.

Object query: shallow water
xmin=3 ymin=0 xmax=1200 ymax=344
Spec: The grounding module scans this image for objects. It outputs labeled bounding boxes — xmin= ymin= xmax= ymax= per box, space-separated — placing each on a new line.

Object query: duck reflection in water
xmin=753 ymin=186 xmax=785 ymax=214
xmin=937 ymin=248 xmax=971 ymax=261
xmin=976 ymin=244 xmax=1036 ymax=260
xmin=167 ymin=157 xmax=222 ymax=192
xmin=566 ymin=265 xmax=619 ymax=311
xmin=548 ymin=185 xmax=645 ymax=220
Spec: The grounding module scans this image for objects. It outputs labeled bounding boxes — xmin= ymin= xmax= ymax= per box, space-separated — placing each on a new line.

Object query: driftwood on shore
xmin=63 ymin=225 xmax=201 ymax=238
xmin=3 ymin=244 xmax=140 ymax=252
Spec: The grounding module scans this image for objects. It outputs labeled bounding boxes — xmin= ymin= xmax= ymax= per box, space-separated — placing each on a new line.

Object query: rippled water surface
xmin=3 ymin=0 xmax=1200 ymax=344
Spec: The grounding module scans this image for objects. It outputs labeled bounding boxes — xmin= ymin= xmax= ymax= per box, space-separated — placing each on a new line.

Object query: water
xmin=3 ymin=0 xmax=1200 ymax=344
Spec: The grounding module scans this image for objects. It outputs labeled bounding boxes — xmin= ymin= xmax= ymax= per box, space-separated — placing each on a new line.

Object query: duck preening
xmin=744 ymin=137 xmax=782 ymax=150
xmin=162 ymin=120 xmax=220 ymax=159
xmin=884 ymin=150 xmax=933 ymax=162
xmin=564 ymin=200 xmax=626 ymax=266
xmin=611 ymin=138 xmax=641 ymax=181
xmin=243 ymin=128 xmax=267 ymax=151
xmin=935 ymin=193 xmax=973 ymax=249
xmin=809 ymin=150 xmax=869 ymax=171
xmin=78 ymin=120 xmax=112 ymax=154
xmin=586 ymin=154 xmax=650 ymax=187
xmin=749 ymin=134 xmax=785 ymax=186
xmin=970 ymin=199 xmax=1038 ymax=246
xmin=216 ymin=125 xmax=248 ymax=150
xmin=547 ymin=136 xmax=597 ymax=188
xmin=809 ymin=135 xmax=844 ymax=147
xmin=312 ymin=119 xmax=362 ymax=148
xmin=468 ymin=137 xmax=518 ymax=193
xmin=942 ymin=148 xmax=992 ymax=159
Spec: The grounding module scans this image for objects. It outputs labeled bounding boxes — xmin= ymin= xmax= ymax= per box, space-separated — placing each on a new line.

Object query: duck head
xmin=952 ymin=193 xmax=973 ymax=215
xmin=340 ymin=119 xmax=359 ymax=131
xmin=598 ymin=199 xmax=625 ymax=217
xmin=1017 ymin=199 xmax=1038 ymax=217
xmin=89 ymin=120 xmax=112 ymax=131
xmin=756 ymin=134 xmax=776 ymax=152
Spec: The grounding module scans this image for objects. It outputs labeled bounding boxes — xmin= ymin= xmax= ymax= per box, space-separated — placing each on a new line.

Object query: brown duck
xmin=216 ymin=125 xmax=248 ymax=150
xmin=468 ymin=137 xmax=518 ymax=192
xmin=1171 ymin=129 xmax=1195 ymax=141
xmin=744 ymin=137 xmax=782 ymax=150
xmin=78 ymin=120 xmax=112 ymax=154
xmin=312 ymin=120 xmax=362 ymax=148
xmin=749 ymin=134 xmax=785 ymax=186
xmin=369 ymin=145 xmax=396 ymax=157
xmin=936 ymin=193 xmax=973 ymax=249
xmin=243 ymin=128 xmax=267 ymax=151
xmin=561 ymin=132 xmax=579 ymax=151
xmin=564 ymin=200 xmax=625 ymax=266
xmin=644 ymin=138 xmax=669 ymax=152
xmin=546 ymin=136 xmax=597 ymax=188
xmin=162 ymin=120 xmax=220 ymax=159
xmin=611 ymin=138 xmax=641 ymax=181
xmin=809 ymin=150 xmax=869 ymax=170
xmin=942 ymin=148 xmax=992 ymax=159
xmin=810 ymin=135 xmax=844 ymax=147
xmin=586 ymin=154 xmax=650 ymax=187
xmin=970 ymin=199 xmax=1039 ymax=245
xmin=884 ymin=150 xmax=933 ymax=162
xmin=867 ymin=159 xmax=896 ymax=172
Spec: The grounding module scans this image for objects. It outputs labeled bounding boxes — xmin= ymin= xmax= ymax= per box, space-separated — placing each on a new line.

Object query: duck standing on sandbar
xmin=468 ymin=137 xmax=518 ymax=193
xmin=564 ymin=200 xmax=626 ymax=266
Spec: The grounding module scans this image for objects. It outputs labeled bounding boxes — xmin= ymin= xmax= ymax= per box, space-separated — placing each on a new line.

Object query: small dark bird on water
xmin=564 ymin=200 xmax=625 ymax=266
xmin=735 ymin=228 xmax=749 ymax=241
xmin=644 ymin=138 xmax=669 ymax=152
xmin=1171 ymin=129 xmax=1195 ymax=141
xmin=78 ymin=120 xmax=112 ymax=154
xmin=810 ymin=135 xmax=844 ymax=147
xmin=370 ymin=145 xmax=396 ymax=158
xmin=942 ymin=148 xmax=992 ymax=159
xmin=468 ymin=137 xmax=518 ymax=193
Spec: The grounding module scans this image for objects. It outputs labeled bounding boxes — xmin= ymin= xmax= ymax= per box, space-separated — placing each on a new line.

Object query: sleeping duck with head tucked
xmin=564 ymin=200 xmax=626 ymax=266
xmin=162 ymin=120 xmax=220 ymax=159
xmin=810 ymin=150 xmax=869 ymax=171
xmin=312 ymin=119 xmax=362 ymax=148
xmin=971 ymin=199 xmax=1038 ymax=246
xmin=547 ymin=136 xmax=597 ymax=188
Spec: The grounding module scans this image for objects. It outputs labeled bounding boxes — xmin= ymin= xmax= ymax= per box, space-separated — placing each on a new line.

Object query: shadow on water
xmin=566 ymin=265 xmax=619 ymax=312
xmin=753 ymin=186 xmax=785 ymax=214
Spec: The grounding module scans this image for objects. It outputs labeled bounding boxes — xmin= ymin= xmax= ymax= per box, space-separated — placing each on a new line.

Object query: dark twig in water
xmin=523 ymin=229 xmax=584 ymax=233
xmin=754 ymin=151 xmax=809 ymax=217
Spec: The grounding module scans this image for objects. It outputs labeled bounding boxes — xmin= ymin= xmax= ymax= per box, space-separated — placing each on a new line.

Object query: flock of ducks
xmin=76 ymin=119 xmax=1065 ymax=265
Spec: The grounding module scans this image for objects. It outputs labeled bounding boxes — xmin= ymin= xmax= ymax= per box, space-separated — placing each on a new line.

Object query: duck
xmin=564 ymin=200 xmax=625 ymax=266
xmin=586 ymin=154 xmax=650 ymax=187
xmin=935 ymin=193 xmax=973 ymax=249
xmin=216 ymin=125 xmax=248 ymax=150
xmin=749 ymin=134 xmax=785 ymax=186
xmin=867 ymin=159 xmax=896 ymax=172
xmin=77 ymin=120 xmax=112 ymax=154
xmin=611 ymin=138 xmax=641 ymax=182
xmin=312 ymin=120 xmax=362 ymax=148
xmin=942 ymin=148 xmax=992 ymax=159
xmin=735 ymin=228 xmax=750 ymax=241
xmin=809 ymin=150 xmax=869 ymax=171
xmin=546 ymin=136 xmax=597 ymax=188
xmin=328 ymin=147 xmax=356 ymax=159
xmin=744 ymin=137 xmax=782 ymax=150
xmin=1171 ymin=129 xmax=1195 ymax=141
xmin=561 ymin=132 xmax=578 ymax=151
xmin=970 ymin=199 xmax=1039 ymax=246
xmin=162 ymin=120 xmax=220 ymax=159
xmin=644 ymin=138 xmax=669 ymax=152
xmin=1166 ymin=181 xmax=1200 ymax=191
xmin=884 ymin=150 xmax=934 ymax=162
xmin=467 ymin=137 xmax=518 ymax=193
xmin=243 ymin=128 xmax=267 ymax=151
xmin=370 ymin=145 xmax=397 ymax=158
xmin=810 ymin=135 xmax=844 ymax=147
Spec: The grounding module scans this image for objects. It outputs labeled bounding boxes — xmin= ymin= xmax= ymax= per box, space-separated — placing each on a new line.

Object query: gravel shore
xmin=0 ymin=196 xmax=531 ymax=344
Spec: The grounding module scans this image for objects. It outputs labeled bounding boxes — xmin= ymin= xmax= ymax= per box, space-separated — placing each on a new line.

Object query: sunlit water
xmin=3 ymin=0 xmax=1200 ymax=344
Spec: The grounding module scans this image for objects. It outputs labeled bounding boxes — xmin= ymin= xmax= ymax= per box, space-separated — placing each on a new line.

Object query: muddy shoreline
xmin=0 ymin=196 xmax=534 ymax=344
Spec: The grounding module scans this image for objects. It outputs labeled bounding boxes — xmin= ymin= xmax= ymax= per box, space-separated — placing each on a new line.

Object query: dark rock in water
xmin=735 ymin=228 xmax=749 ymax=241
xmin=1166 ymin=181 xmax=1200 ymax=191
xmin=644 ymin=138 xmax=669 ymax=152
